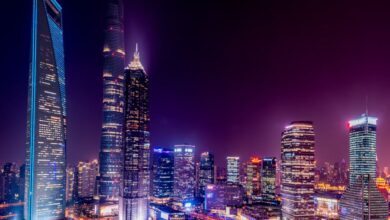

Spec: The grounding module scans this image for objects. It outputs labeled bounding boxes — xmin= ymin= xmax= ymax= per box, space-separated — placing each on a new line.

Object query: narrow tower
xmin=98 ymin=0 xmax=125 ymax=202
xmin=25 ymin=0 xmax=67 ymax=219
xmin=340 ymin=114 xmax=388 ymax=219
xmin=119 ymin=45 xmax=150 ymax=220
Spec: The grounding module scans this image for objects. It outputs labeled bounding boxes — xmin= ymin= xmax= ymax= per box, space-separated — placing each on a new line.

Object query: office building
xmin=119 ymin=46 xmax=150 ymax=220
xmin=314 ymin=192 xmax=341 ymax=220
xmin=227 ymin=157 xmax=240 ymax=184
xmin=77 ymin=160 xmax=99 ymax=198
xmin=98 ymin=0 xmax=125 ymax=202
xmin=150 ymin=203 xmax=185 ymax=220
xmin=204 ymin=183 xmax=245 ymax=211
xmin=261 ymin=157 xmax=277 ymax=201
xmin=2 ymin=163 xmax=19 ymax=203
xmin=281 ymin=121 xmax=315 ymax=219
xmin=348 ymin=114 xmax=378 ymax=185
xmin=152 ymin=147 xmax=174 ymax=203
xmin=66 ymin=166 xmax=77 ymax=203
xmin=174 ymin=145 xmax=196 ymax=201
xmin=199 ymin=152 xmax=215 ymax=198
xmin=244 ymin=157 xmax=261 ymax=197
xmin=339 ymin=114 xmax=388 ymax=219
xmin=340 ymin=174 xmax=388 ymax=219
xmin=25 ymin=0 xmax=67 ymax=219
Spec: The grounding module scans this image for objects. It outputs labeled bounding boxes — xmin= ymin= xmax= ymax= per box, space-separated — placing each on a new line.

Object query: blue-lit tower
xmin=25 ymin=0 xmax=67 ymax=219
xmin=151 ymin=147 xmax=174 ymax=203
xmin=98 ymin=0 xmax=125 ymax=202
xmin=119 ymin=46 xmax=150 ymax=220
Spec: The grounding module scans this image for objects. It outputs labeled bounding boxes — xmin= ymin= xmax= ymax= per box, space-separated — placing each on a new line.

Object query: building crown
xmin=128 ymin=43 xmax=145 ymax=71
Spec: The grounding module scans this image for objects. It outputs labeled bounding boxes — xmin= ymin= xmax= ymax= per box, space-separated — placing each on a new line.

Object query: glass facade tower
xmin=348 ymin=114 xmax=377 ymax=186
xmin=25 ymin=0 xmax=67 ymax=219
xmin=261 ymin=157 xmax=277 ymax=202
xmin=340 ymin=114 xmax=388 ymax=219
xmin=98 ymin=0 xmax=125 ymax=202
xmin=227 ymin=157 xmax=240 ymax=184
xmin=281 ymin=121 xmax=315 ymax=220
xmin=151 ymin=147 xmax=174 ymax=202
xmin=119 ymin=46 xmax=150 ymax=220
xmin=174 ymin=145 xmax=196 ymax=201
xmin=199 ymin=152 xmax=215 ymax=198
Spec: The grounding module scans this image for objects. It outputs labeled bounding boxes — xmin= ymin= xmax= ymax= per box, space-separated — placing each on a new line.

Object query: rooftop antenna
xmin=365 ymin=95 xmax=369 ymax=116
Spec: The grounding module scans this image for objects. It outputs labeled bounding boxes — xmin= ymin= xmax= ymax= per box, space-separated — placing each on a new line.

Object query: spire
xmin=128 ymin=43 xmax=144 ymax=71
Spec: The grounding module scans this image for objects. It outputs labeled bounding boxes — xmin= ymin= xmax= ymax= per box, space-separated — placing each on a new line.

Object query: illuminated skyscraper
xmin=174 ymin=145 xmax=196 ymax=200
xmin=198 ymin=152 xmax=215 ymax=198
xmin=77 ymin=160 xmax=99 ymax=198
xmin=98 ymin=0 xmax=125 ymax=202
xmin=152 ymin=147 xmax=174 ymax=203
xmin=25 ymin=0 xmax=67 ymax=219
xmin=119 ymin=46 xmax=150 ymax=220
xmin=244 ymin=157 xmax=261 ymax=197
xmin=66 ymin=166 xmax=76 ymax=203
xmin=227 ymin=157 xmax=240 ymax=184
xmin=281 ymin=121 xmax=315 ymax=220
xmin=261 ymin=157 xmax=277 ymax=201
xmin=348 ymin=114 xmax=378 ymax=186
xmin=340 ymin=174 xmax=388 ymax=219
xmin=340 ymin=114 xmax=388 ymax=219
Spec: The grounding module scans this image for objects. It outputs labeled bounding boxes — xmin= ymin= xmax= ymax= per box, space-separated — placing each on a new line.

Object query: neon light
xmin=50 ymin=0 xmax=62 ymax=11
xmin=348 ymin=116 xmax=377 ymax=127
xmin=29 ymin=0 xmax=38 ymax=219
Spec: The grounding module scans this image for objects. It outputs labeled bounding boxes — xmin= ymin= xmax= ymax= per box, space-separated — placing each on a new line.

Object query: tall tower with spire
xmin=119 ymin=45 xmax=150 ymax=220
xmin=98 ymin=0 xmax=125 ymax=202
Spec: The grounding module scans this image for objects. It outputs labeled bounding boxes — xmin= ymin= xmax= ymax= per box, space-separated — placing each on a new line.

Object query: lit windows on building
xmin=261 ymin=157 xmax=277 ymax=202
xmin=119 ymin=46 xmax=150 ymax=220
xmin=198 ymin=152 xmax=215 ymax=198
xmin=281 ymin=121 xmax=315 ymax=219
xmin=314 ymin=193 xmax=341 ymax=219
xmin=152 ymin=147 xmax=174 ymax=203
xmin=348 ymin=114 xmax=377 ymax=186
xmin=25 ymin=0 xmax=67 ymax=219
xmin=77 ymin=160 xmax=99 ymax=199
xmin=174 ymin=145 xmax=196 ymax=201
xmin=226 ymin=157 xmax=240 ymax=184
xmin=99 ymin=0 xmax=125 ymax=202
xmin=244 ymin=157 xmax=261 ymax=197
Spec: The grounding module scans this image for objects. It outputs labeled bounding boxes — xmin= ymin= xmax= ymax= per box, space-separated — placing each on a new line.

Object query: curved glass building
xmin=25 ymin=0 xmax=67 ymax=219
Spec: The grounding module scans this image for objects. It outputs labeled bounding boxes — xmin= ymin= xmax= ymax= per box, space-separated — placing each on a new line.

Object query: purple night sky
xmin=1 ymin=1 xmax=390 ymax=167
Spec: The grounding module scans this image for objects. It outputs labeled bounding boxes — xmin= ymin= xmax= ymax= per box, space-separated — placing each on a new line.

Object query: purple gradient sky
xmin=1 ymin=1 xmax=390 ymax=167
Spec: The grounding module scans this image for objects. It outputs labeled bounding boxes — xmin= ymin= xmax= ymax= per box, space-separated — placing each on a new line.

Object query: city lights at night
xmin=3 ymin=0 xmax=390 ymax=219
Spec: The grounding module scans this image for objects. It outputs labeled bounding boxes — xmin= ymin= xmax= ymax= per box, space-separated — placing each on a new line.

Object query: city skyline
xmin=4 ymin=1 xmax=390 ymax=169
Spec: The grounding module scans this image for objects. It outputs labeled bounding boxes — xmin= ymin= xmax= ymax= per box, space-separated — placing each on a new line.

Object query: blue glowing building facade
xmin=119 ymin=46 xmax=150 ymax=220
xmin=98 ymin=0 xmax=125 ymax=202
xmin=152 ymin=147 xmax=174 ymax=202
xmin=25 ymin=0 xmax=67 ymax=219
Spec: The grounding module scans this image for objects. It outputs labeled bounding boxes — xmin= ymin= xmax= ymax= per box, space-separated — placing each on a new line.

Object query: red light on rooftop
xmin=250 ymin=157 xmax=261 ymax=164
